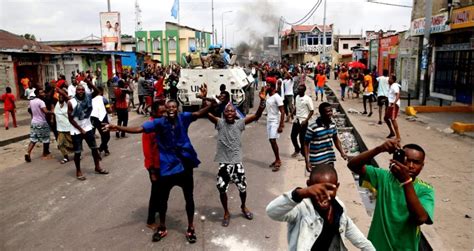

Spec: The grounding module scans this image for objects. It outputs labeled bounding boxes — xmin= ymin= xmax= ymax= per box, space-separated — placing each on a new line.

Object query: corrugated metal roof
xmin=0 ymin=30 xmax=57 ymax=52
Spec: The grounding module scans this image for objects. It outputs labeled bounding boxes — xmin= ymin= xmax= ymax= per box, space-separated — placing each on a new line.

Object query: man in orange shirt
xmin=362 ymin=69 xmax=374 ymax=116
xmin=314 ymin=70 xmax=327 ymax=101
xmin=338 ymin=67 xmax=349 ymax=101
xmin=1 ymin=87 xmax=17 ymax=129
xmin=20 ymin=77 xmax=30 ymax=98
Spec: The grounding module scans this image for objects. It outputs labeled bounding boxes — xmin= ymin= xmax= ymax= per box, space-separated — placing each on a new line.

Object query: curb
xmin=0 ymin=134 xmax=29 ymax=147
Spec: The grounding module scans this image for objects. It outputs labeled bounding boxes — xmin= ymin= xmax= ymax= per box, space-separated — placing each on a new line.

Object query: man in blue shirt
xmin=105 ymin=85 xmax=213 ymax=244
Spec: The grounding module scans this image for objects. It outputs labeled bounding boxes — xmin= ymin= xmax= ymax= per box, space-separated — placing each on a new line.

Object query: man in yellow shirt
xmin=362 ymin=69 xmax=374 ymax=117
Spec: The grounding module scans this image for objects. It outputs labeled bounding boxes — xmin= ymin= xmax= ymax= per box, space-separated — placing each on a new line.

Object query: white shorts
xmin=267 ymin=121 xmax=280 ymax=139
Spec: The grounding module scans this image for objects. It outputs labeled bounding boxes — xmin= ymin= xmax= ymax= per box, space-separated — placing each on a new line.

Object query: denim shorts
xmin=71 ymin=130 xmax=97 ymax=153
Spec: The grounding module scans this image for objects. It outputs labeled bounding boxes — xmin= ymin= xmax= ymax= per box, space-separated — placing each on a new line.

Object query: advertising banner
xmin=451 ymin=6 xmax=474 ymax=29
xmin=410 ymin=12 xmax=450 ymax=36
xmin=100 ymin=12 xmax=121 ymax=51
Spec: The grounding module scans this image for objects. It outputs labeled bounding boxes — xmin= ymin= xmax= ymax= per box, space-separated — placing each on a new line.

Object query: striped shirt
xmin=305 ymin=117 xmax=337 ymax=165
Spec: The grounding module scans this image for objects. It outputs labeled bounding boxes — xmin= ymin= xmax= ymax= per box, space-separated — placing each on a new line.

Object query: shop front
xmin=430 ymin=6 xmax=473 ymax=104
xmin=378 ymin=35 xmax=399 ymax=76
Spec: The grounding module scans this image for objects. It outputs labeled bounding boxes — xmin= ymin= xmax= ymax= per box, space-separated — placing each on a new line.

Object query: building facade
xmin=135 ymin=22 xmax=212 ymax=67
xmin=410 ymin=0 xmax=473 ymax=105
xmin=280 ymin=24 xmax=333 ymax=64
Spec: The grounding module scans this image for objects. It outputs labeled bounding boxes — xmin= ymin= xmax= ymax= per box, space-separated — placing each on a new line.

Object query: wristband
xmin=400 ymin=177 xmax=413 ymax=187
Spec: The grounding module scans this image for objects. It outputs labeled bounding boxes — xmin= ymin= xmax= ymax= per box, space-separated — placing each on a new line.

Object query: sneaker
xmin=186 ymin=228 xmax=197 ymax=243
xmin=152 ymin=227 xmax=168 ymax=242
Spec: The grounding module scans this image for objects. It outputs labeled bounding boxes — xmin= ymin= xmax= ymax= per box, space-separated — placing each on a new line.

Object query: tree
xmin=22 ymin=33 xmax=36 ymax=41
xmin=121 ymin=34 xmax=133 ymax=39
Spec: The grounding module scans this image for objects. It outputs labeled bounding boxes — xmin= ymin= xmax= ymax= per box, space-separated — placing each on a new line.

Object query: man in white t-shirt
xmin=283 ymin=73 xmax=295 ymax=123
xmin=265 ymin=77 xmax=285 ymax=172
xmin=376 ymin=69 xmax=390 ymax=125
xmin=63 ymin=77 xmax=109 ymax=181
xmin=384 ymin=75 xmax=401 ymax=140
xmin=291 ymin=85 xmax=314 ymax=160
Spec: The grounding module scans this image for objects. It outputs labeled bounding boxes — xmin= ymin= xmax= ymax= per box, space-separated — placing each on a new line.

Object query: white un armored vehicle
xmin=177 ymin=67 xmax=254 ymax=109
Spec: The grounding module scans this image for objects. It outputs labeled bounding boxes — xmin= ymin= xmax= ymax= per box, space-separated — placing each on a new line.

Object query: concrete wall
xmin=338 ymin=38 xmax=365 ymax=55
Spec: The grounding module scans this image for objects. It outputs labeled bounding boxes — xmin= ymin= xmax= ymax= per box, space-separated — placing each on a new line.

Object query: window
xmin=343 ymin=43 xmax=349 ymax=49
xmin=168 ymin=38 xmax=176 ymax=50
xmin=138 ymin=40 xmax=146 ymax=51
xmin=188 ymin=38 xmax=196 ymax=51
xmin=299 ymin=34 xmax=307 ymax=47
xmin=307 ymin=34 xmax=319 ymax=45
xmin=152 ymin=39 xmax=161 ymax=51
xmin=326 ymin=37 xmax=331 ymax=45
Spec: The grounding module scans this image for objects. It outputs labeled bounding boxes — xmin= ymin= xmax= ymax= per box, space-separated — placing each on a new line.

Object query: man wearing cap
xmin=186 ymin=46 xmax=203 ymax=68
xmin=210 ymin=44 xmax=225 ymax=69
xmin=265 ymin=77 xmax=285 ymax=172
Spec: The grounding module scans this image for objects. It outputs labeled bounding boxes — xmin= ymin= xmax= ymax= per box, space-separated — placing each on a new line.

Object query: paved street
xmin=0 ymin=111 xmax=294 ymax=250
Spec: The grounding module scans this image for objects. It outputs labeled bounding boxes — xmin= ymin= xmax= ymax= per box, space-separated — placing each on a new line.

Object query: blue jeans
xmin=340 ymin=84 xmax=347 ymax=98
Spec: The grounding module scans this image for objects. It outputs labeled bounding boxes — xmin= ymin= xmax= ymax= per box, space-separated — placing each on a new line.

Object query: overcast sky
xmin=0 ymin=0 xmax=412 ymax=46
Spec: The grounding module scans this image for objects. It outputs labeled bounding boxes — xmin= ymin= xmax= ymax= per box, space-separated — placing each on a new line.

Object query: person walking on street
xmin=136 ymin=72 xmax=147 ymax=114
xmin=59 ymin=78 xmax=109 ymax=180
xmin=114 ymin=79 xmax=130 ymax=138
xmin=206 ymin=86 xmax=266 ymax=227
xmin=376 ymin=70 xmax=390 ymax=125
xmin=25 ymin=88 xmax=54 ymax=162
xmin=266 ymin=164 xmax=375 ymax=251
xmin=362 ymin=69 xmax=374 ymax=117
xmin=338 ymin=67 xmax=349 ymax=101
xmin=90 ymin=86 xmax=111 ymax=156
xmin=290 ymin=85 xmax=314 ymax=160
xmin=304 ymin=102 xmax=347 ymax=172
xmin=314 ymin=70 xmax=327 ymax=101
xmin=104 ymin=85 xmax=213 ymax=243
xmin=283 ymin=73 xmax=294 ymax=122
xmin=347 ymin=139 xmax=434 ymax=250
xmin=1 ymin=87 xmax=17 ymax=130
xmin=385 ymin=75 xmax=401 ymax=140
xmin=54 ymin=92 xmax=74 ymax=164
xmin=265 ymin=77 xmax=285 ymax=172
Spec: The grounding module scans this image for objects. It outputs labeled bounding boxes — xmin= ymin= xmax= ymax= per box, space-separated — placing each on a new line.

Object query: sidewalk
xmin=325 ymin=79 xmax=473 ymax=250
xmin=0 ymin=100 xmax=32 ymax=146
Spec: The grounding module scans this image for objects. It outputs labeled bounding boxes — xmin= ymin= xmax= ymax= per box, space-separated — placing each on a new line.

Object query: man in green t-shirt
xmin=347 ymin=139 xmax=435 ymax=250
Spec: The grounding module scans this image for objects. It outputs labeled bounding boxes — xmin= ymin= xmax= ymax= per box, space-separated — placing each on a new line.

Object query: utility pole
xmin=419 ymin=0 xmax=432 ymax=105
xmin=221 ymin=11 xmax=233 ymax=45
xmin=212 ymin=0 xmax=216 ymax=44
xmin=322 ymin=0 xmax=327 ymax=62
xmin=107 ymin=0 xmax=116 ymax=75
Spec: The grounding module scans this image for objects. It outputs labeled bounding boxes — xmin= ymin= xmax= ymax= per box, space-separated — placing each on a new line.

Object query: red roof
xmin=0 ymin=30 xmax=56 ymax=52
xmin=292 ymin=25 xmax=316 ymax=33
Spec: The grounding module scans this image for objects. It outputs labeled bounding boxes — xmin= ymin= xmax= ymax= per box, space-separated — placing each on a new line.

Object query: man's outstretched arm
xmin=244 ymin=87 xmax=266 ymax=124
xmin=347 ymin=139 xmax=399 ymax=176
xmin=104 ymin=124 xmax=144 ymax=134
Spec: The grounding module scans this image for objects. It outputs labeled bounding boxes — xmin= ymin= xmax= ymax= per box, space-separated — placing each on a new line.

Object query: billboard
xmin=100 ymin=12 xmax=121 ymax=51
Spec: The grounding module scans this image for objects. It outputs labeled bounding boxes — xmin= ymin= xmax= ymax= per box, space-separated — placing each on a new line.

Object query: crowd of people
xmin=0 ymin=59 xmax=432 ymax=250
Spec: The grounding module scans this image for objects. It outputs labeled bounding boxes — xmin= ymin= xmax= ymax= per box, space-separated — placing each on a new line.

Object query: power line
xmin=366 ymin=0 xmax=412 ymax=8
xmin=282 ymin=0 xmax=322 ymax=25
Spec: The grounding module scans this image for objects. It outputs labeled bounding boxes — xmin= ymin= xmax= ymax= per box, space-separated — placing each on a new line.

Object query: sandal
xmin=272 ymin=162 xmax=281 ymax=172
xmin=24 ymin=154 xmax=31 ymax=163
xmin=76 ymin=176 xmax=87 ymax=181
xmin=241 ymin=208 xmax=253 ymax=220
xmin=60 ymin=158 xmax=69 ymax=164
xmin=221 ymin=215 xmax=230 ymax=227
xmin=269 ymin=162 xmax=276 ymax=167
xmin=152 ymin=227 xmax=168 ymax=242
xmin=185 ymin=228 xmax=197 ymax=243
xmin=95 ymin=169 xmax=109 ymax=175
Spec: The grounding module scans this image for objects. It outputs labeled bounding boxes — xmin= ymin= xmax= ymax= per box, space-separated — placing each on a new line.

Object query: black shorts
xmin=72 ymin=130 xmax=98 ymax=153
xmin=138 ymin=95 xmax=145 ymax=104
xmin=377 ymin=96 xmax=389 ymax=107
xmin=363 ymin=94 xmax=375 ymax=102
xmin=216 ymin=163 xmax=247 ymax=194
